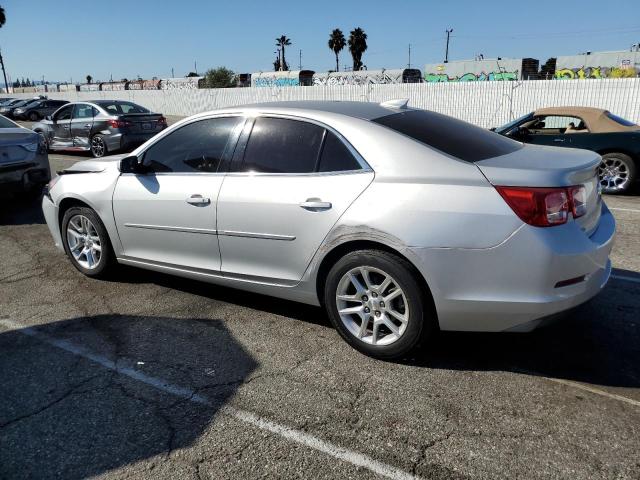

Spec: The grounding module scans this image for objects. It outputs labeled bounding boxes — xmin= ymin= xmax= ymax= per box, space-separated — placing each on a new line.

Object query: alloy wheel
xmin=598 ymin=157 xmax=630 ymax=192
xmin=336 ymin=266 xmax=409 ymax=346
xmin=91 ymin=136 xmax=106 ymax=157
xmin=66 ymin=214 xmax=102 ymax=270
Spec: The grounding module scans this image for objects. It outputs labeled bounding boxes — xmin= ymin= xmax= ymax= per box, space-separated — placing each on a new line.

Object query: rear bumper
xmin=0 ymin=154 xmax=51 ymax=192
xmin=411 ymin=203 xmax=616 ymax=332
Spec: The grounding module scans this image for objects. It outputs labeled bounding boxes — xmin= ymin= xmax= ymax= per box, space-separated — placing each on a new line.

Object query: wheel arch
xmin=596 ymin=148 xmax=638 ymax=163
xmin=314 ymin=239 xmax=437 ymax=320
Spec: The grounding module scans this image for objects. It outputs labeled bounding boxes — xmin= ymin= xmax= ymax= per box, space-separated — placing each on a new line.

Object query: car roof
xmin=533 ymin=106 xmax=639 ymax=133
xmin=236 ymin=101 xmax=407 ymax=121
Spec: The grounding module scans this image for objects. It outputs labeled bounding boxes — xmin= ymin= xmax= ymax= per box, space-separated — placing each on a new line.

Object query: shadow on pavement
xmin=0 ymin=314 xmax=257 ymax=479
xmin=417 ymin=267 xmax=640 ymax=389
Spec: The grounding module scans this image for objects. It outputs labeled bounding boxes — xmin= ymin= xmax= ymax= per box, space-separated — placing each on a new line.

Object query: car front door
xmin=525 ymin=115 xmax=584 ymax=148
xmin=50 ymin=104 xmax=74 ymax=148
xmin=216 ymin=116 xmax=374 ymax=283
xmin=71 ymin=104 xmax=97 ymax=149
xmin=112 ymin=116 xmax=244 ymax=271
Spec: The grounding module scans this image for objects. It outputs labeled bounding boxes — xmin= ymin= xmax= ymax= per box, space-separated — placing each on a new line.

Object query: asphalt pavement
xmin=0 ymin=121 xmax=639 ymax=479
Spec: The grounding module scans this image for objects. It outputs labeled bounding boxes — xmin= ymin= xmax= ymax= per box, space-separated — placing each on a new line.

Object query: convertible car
xmin=494 ymin=107 xmax=640 ymax=194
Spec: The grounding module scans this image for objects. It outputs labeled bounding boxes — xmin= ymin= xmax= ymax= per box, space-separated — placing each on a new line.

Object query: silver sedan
xmin=42 ymin=100 xmax=615 ymax=359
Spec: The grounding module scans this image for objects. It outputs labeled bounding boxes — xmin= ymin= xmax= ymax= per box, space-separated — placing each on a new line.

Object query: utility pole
xmin=444 ymin=28 xmax=453 ymax=63
xmin=194 ymin=61 xmax=197 ymax=75
xmin=0 ymin=49 xmax=9 ymax=94
xmin=171 ymin=67 xmax=174 ymax=78
xmin=299 ymin=49 xmax=302 ymax=70
xmin=408 ymin=44 xmax=412 ymax=69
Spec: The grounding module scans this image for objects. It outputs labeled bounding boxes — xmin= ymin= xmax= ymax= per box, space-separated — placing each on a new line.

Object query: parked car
xmin=493 ymin=107 xmax=640 ymax=194
xmin=13 ymin=99 xmax=69 ymax=121
xmin=42 ymin=100 xmax=614 ymax=359
xmin=32 ymin=100 xmax=167 ymax=158
xmin=0 ymin=114 xmax=50 ymax=196
xmin=0 ymin=98 xmax=38 ymax=118
xmin=0 ymin=97 xmax=16 ymax=106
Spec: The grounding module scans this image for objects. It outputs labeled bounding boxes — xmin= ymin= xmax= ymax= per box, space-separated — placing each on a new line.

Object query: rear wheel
xmin=61 ymin=207 xmax=115 ymax=278
xmin=324 ymin=249 xmax=435 ymax=360
xmin=90 ymin=134 xmax=108 ymax=158
xmin=28 ymin=111 xmax=40 ymax=121
xmin=598 ymin=153 xmax=636 ymax=194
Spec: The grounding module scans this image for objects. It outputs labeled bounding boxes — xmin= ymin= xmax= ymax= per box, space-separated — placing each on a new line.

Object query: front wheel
xmin=324 ymin=249 xmax=435 ymax=360
xmin=90 ymin=135 xmax=108 ymax=158
xmin=598 ymin=153 xmax=636 ymax=194
xmin=28 ymin=112 xmax=40 ymax=121
xmin=61 ymin=206 xmax=115 ymax=277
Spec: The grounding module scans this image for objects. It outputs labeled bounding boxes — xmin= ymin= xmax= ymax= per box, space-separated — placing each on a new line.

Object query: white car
xmin=42 ymin=101 xmax=615 ymax=359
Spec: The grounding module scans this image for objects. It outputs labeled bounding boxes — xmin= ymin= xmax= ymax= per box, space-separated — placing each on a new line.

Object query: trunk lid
xmin=0 ymin=129 xmax=39 ymax=165
xmin=476 ymin=144 xmax=602 ymax=235
xmin=120 ymin=113 xmax=165 ymax=134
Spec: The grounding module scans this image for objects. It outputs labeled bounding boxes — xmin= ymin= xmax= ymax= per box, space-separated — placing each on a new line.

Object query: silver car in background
xmin=41 ymin=101 xmax=615 ymax=359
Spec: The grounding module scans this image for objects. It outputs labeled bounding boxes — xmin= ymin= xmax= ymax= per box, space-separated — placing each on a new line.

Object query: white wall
xmin=4 ymin=78 xmax=639 ymax=129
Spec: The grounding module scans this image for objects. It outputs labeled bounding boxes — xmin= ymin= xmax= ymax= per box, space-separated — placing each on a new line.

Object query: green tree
xmin=203 ymin=67 xmax=237 ymax=88
xmin=186 ymin=71 xmax=199 ymax=77
xmin=275 ymin=35 xmax=291 ymax=71
xmin=348 ymin=27 xmax=368 ymax=71
xmin=86 ymin=74 xmax=93 ymax=84
xmin=328 ymin=29 xmax=346 ymax=72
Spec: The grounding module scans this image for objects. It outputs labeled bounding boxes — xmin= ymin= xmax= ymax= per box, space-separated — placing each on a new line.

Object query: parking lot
xmin=1 ymin=120 xmax=639 ymax=479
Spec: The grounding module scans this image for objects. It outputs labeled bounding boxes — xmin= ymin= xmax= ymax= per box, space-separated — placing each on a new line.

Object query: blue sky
xmin=1 ymin=0 xmax=639 ymax=83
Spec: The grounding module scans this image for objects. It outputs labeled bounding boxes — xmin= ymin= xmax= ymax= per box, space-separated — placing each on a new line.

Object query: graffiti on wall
xmin=253 ymin=77 xmax=301 ymax=87
xmin=425 ymin=70 xmax=519 ymax=82
xmin=312 ymin=69 xmax=420 ymax=86
xmin=554 ymin=65 xmax=639 ymax=79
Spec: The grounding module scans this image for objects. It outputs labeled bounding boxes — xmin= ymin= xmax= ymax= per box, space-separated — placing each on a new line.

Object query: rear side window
xmin=373 ymin=110 xmax=522 ymax=162
xmin=143 ymin=117 xmax=242 ymax=173
xmin=240 ymin=117 xmax=325 ymax=173
xmin=318 ymin=131 xmax=361 ymax=172
xmin=606 ymin=112 xmax=637 ymax=127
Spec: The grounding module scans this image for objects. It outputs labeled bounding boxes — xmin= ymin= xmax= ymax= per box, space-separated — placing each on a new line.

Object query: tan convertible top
xmin=533 ymin=106 xmax=640 ymax=133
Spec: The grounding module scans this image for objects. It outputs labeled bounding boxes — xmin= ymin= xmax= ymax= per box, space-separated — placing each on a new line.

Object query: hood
xmin=62 ymin=154 xmax=128 ymax=174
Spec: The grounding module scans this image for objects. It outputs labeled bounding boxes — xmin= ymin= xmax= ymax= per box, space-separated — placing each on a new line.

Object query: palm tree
xmin=0 ymin=6 xmax=9 ymax=94
xmin=328 ymin=29 xmax=346 ymax=72
xmin=348 ymin=27 xmax=368 ymax=71
xmin=86 ymin=74 xmax=93 ymax=84
xmin=275 ymin=35 xmax=291 ymax=71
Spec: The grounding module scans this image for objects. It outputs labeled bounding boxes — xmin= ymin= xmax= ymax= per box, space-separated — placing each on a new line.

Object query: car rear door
xmin=112 ymin=116 xmax=244 ymax=271
xmin=50 ymin=104 xmax=73 ymax=148
xmin=71 ymin=104 xmax=97 ymax=149
xmin=216 ymin=116 xmax=373 ymax=283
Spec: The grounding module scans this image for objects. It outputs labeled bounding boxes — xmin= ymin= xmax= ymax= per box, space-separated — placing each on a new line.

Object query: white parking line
xmin=611 ymin=274 xmax=640 ymax=284
xmin=609 ymin=207 xmax=640 ymax=214
xmin=0 ymin=318 xmax=422 ymax=480
xmin=535 ymin=376 xmax=640 ymax=408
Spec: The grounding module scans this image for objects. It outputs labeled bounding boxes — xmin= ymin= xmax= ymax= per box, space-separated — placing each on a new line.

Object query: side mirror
xmin=489 ymin=127 xmax=496 ymax=132
xmin=45 ymin=115 xmax=52 ymax=121
xmin=120 ymin=155 xmax=143 ymax=173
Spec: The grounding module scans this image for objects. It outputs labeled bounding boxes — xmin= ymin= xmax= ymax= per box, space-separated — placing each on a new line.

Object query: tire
xmin=598 ymin=153 xmax=636 ymax=194
xmin=323 ymin=249 xmax=435 ymax=360
xmin=28 ymin=111 xmax=40 ymax=121
xmin=90 ymin=134 xmax=108 ymax=158
xmin=61 ymin=206 xmax=115 ymax=278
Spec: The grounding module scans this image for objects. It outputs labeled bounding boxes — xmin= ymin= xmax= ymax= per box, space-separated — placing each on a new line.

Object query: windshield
xmin=373 ymin=109 xmax=523 ymax=162
xmin=0 ymin=115 xmax=18 ymax=128
xmin=11 ymin=100 xmax=31 ymax=108
xmin=606 ymin=112 xmax=637 ymax=127
xmin=495 ymin=113 xmax=534 ymax=134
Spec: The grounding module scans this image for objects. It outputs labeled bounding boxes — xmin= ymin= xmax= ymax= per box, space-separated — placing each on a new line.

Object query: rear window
xmin=606 ymin=112 xmax=637 ymax=127
xmin=373 ymin=110 xmax=523 ymax=162
xmin=98 ymin=101 xmax=149 ymax=114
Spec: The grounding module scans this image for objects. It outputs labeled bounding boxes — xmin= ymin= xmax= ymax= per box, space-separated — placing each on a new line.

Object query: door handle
xmin=84 ymin=124 xmax=91 ymax=128
xmin=554 ymin=138 xmax=565 ymax=142
xmin=186 ymin=194 xmax=210 ymax=206
xmin=300 ymin=199 xmax=332 ymax=211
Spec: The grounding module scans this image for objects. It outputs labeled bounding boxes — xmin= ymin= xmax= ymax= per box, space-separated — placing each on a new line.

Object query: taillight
xmin=158 ymin=116 xmax=167 ymax=126
xmin=496 ymin=185 xmax=587 ymax=227
xmin=107 ymin=119 xmax=131 ymax=129
xmin=568 ymin=185 xmax=587 ymax=218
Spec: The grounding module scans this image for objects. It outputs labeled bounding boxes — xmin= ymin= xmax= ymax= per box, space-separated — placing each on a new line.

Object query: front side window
xmin=142 ymin=117 xmax=242 ymax=173
xmin=528 ymin=115 xmax=588 ymax=133
xmin=239 ymin=117 xmax=325 ymax=173
xmin=55 ymin=105 xmax=73 ymax=121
